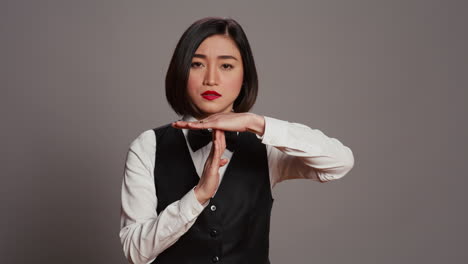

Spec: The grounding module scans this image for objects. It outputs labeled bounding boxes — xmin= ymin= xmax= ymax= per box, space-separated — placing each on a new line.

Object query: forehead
xmin=195 ymin=35 xmax=241 ymax=57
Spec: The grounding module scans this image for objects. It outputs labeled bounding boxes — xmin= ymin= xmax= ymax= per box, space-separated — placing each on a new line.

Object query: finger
xmin=210 ymin=130 xmax=221 ymax=166
xmin=214 ymin=130 xmax=226 ymax=162
xmin=213 ymin=129 xmax=221 ymax=156
xmin=212 ymin=129 xmax=225 ymax=153
xmin=219 ymin=158 xmax=229 ymax=167
xmin=172 ymin=121 xmax=191 ymax=129
xmin=171 ymin=121 xmax=181 ymax=129
xmin=188 ymin=121 xmax=208 ymax=129
xmin=188 ymin=118 xmax=222 ymax=130
xmin=172 ymin=120 xmax=208 ymax=130
xmin=218 ymin=130 xmax=226 ymax=150
xmin=206 ymin=129 xmax=217 ymax=157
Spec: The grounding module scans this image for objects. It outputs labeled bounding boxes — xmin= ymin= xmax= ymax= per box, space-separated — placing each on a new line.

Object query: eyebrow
xmin=193 ymin=53 xmax=238 ymax=61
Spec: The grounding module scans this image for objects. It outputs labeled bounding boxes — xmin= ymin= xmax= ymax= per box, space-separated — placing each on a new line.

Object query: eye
xmin=191 ymin=62 xmax=203 ymax=68
xmin=221 ymin=64 xmax=234 ymax=70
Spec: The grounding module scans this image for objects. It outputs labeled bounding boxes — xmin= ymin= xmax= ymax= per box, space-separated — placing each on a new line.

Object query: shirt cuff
xmin=255 ymin=116 xmax=289 ymax=146
xmin=179 ymin=186 xmax=210 ymax=222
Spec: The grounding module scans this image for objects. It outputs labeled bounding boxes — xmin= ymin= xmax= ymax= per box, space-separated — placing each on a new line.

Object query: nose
xmin=203 ymin=64 xmax=219 ymax=86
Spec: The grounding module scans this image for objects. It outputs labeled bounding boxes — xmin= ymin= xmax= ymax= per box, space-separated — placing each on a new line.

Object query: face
xmin=187 ymin=34 xmax=244 ymax=119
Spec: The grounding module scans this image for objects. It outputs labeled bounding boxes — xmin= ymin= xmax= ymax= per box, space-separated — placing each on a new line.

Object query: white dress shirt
xmin=119 ymin=114 xmax=354 ymax=264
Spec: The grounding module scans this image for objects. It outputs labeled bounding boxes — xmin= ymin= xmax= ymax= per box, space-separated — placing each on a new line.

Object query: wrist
xmin=194 ymin=185 xmax=210 ymax=205
xmin=246 ymin=113 xmax=265 ymax=136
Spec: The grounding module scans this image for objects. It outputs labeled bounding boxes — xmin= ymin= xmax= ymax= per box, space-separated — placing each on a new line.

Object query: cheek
xmin=187 ymin=72 xmax=202 ymax=94
xmin=224 ymin=72 xmax=244 ymax=94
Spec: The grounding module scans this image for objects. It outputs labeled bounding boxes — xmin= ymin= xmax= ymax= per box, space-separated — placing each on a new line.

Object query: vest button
xmin=212 ymin=256 xmax=220 ymax=262
xmin=210 ymin=229 xmax=218 ymax=238
xmin=210 ymin=205 xmax=217 ymax=211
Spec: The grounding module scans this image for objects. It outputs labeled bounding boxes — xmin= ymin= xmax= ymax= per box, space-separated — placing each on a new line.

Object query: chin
xmin=197 ymin=105 xmax=228 ymax=116
xmin=199 ymin=108 xmax=222 ymax=115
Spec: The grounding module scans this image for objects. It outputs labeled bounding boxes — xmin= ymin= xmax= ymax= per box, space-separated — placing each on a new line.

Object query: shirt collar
xmin=181 ymin=114 xmax=198 ymax=122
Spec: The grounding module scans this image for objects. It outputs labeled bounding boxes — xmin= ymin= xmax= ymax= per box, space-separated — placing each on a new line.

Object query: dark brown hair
xmin=165 ymin=17 xmax=259 ymax=117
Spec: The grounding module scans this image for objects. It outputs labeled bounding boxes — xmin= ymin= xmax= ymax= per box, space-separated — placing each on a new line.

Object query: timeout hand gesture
xmin=171 ymin=112 xmax=266 ymax=204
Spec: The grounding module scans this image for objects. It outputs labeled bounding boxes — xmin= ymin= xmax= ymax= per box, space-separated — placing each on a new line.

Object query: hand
xmin=172 ymin=112 xmax=266 ymax=136
xmin=194 ymin=129 xmax=229 ymax=204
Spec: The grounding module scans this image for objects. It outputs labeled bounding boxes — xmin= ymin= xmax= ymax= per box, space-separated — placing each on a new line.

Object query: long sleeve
xmin=258 ymin=116 xmax=355 ymax=188
xmin=119 ymin=130 xmax=209 ymax=264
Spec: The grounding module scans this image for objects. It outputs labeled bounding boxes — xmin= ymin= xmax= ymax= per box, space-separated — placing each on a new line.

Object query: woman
xmin=119 ymin=17 xmax=354 ymax=264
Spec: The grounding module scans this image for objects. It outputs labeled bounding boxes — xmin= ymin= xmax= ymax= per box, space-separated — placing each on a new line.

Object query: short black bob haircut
xmin=165 ymin=17 xmax=258 ymax=117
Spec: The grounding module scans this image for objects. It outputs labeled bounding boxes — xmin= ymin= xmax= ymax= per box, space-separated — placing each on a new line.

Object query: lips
xmin=201 ymin=90 xmax=221 ymax=100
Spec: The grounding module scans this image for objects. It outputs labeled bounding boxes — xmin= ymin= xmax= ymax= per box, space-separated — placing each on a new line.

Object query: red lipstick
xmin=201 ymin=90 xmax=221 ymax=100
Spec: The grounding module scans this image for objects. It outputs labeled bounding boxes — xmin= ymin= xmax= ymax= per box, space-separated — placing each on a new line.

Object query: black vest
xmin=151 ymin=124 xmax=274 ymax=264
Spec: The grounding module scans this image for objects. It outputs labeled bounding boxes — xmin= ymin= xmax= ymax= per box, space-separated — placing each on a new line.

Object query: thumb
xmin=219 ymin=158 xmax=229 ymax=167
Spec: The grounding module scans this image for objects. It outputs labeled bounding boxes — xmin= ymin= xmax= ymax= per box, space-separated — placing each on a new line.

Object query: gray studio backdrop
xmin=2 ymin=0 xmax=467 ymax=263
